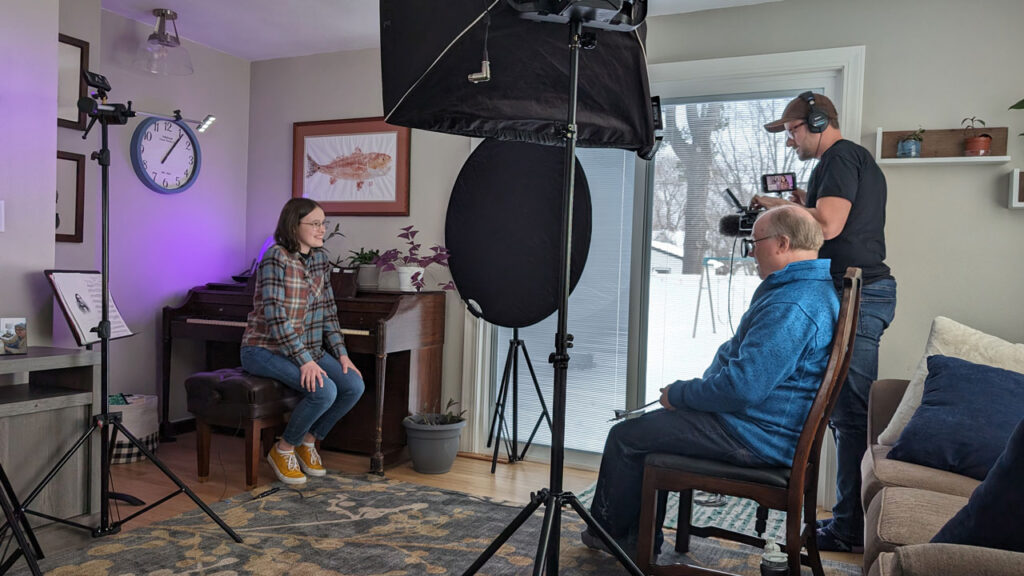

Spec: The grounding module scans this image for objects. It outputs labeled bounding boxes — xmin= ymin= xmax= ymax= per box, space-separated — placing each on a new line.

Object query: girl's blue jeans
xmin=240 ymin=346 xmax=365 ymax=447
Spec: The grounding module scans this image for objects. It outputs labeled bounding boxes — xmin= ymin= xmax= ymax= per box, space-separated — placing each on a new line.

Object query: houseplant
xmin=346 ymin=247 xmax=381 ymax=291
xmin=961 ymin=116 xmax=992 ymax=156
xmin=402 ymin=399 xmax=467 ymax=474
xmin=375 ymin=225 xmax=453 ymax=292
xmin=323 ymin=223 xmax=358 ymax=298
xmin=896 ymin=126 xmax=925 ymax=158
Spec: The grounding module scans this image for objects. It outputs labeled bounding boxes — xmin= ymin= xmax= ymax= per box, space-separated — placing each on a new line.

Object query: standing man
xmin=756 ymin=92 xmax=897 ymax=553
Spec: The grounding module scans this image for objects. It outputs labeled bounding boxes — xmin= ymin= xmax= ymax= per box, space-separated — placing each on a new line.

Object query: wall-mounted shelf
xmin=875 ymin=127 xmax=1010 ymax=165
xmin=1011 ymin=169 xmax=1024 ymax=209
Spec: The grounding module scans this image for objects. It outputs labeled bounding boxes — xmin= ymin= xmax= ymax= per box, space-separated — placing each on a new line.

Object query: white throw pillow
xmin=877 ymin=316 xmax=1024 ymax=446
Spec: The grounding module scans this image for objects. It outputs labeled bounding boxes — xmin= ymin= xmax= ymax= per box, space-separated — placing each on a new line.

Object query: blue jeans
xmin=240 ymin=346 xmax=365 ymax=447
xmin=827 ymin=277 xmax=897 ymax=544
xmin=589 ymin=407 xmax=769 ymax=554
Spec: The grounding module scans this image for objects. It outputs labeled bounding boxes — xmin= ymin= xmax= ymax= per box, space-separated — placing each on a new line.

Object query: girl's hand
xmin=300 ymin=361 xmax=326 ymax=392
xmin=339 ymin=355 xmax=362 ymax=378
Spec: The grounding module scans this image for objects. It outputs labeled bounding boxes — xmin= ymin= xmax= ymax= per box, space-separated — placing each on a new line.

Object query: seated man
xmin=583 ymin=205 xmax=839 ymax=555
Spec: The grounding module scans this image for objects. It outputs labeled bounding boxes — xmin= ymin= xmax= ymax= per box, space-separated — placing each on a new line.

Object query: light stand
xmin=487 ymin=328 xmax=552 ymax=473
xmin=462 ymin=20 xmax=644 ymax=576
xmin=17 ymin=72 xmax=241 ymax=544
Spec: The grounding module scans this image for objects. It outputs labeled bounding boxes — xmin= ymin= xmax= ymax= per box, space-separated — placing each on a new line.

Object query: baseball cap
xmin=764 ymin=92 xmax=838 ymax=133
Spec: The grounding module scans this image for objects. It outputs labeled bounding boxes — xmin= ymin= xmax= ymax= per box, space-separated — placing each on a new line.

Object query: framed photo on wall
xmin=58 ymin=33 xmax=89 ymax=131
xmin=292 ymin=117 xmax=410 ymax=216
xmin=57 ymin=150 xmax=85 ymax=243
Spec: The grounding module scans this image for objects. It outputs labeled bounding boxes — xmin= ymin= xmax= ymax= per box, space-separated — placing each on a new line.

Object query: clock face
xmin=130 ymin=118 xmax=201 ymax=194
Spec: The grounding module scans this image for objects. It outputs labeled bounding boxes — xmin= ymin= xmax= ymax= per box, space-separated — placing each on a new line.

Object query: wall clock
xmin=129 ymin=117 xmax=201 ymax=194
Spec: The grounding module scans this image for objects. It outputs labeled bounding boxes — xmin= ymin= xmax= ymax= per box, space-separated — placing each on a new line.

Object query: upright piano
xmin=162 ymin=279 xmax=445 ymax=474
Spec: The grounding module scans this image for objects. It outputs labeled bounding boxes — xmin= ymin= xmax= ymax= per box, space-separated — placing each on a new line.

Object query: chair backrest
xmin=790 ymin=267 xmax=862 ymax=486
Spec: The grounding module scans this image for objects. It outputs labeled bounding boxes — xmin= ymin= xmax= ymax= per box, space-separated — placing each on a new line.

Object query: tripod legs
xmin=21 ymin=413 xmax=242 ymax=543
xmin=105 ymin=419 xmax=242 ymax=542
xmin=460 ymin=489 xmax=644 ymax=576
xmin=487 ymin=336 xmax=553 ymax=473
xmin=0 ymin=462 xmax=42 ymax=576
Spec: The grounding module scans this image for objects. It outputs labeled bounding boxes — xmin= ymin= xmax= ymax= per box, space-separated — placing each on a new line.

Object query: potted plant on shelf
xmin=346 ymin=247 xmax=381 ymax=291
xmin=402 ymin=398 xmax=467 ymax=474
xmin=896 ymin=126 xmax=925 ymax=158
xmin=375 ymin=225 xmax=454 ymax=292
xmin=961 ymin=116 xmax=992 ymax=156
xmin=323 ymin=223 xmax=358 ymax=298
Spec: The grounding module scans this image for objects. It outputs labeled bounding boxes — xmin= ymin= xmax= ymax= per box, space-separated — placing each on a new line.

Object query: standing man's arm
xmin=752 ymin=194 xmax=851 ymax=240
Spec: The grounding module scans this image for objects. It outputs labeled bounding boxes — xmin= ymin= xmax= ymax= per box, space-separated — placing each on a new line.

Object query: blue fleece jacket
xmin=667 ymin=259 xmax=839 ymax=466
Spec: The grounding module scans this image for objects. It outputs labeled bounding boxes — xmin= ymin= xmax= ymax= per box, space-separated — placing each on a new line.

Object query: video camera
xmin=718 ymin=188 xmax=763 ymax=237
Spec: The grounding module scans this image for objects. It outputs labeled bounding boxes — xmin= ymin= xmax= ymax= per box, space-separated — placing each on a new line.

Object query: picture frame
xmin=58 ymin=33 xmax=89 ymax=131
xmin=292 ymin=117 xmax=410 ymax=216
xmin=57 ymin=150 xmax=85 ymax=243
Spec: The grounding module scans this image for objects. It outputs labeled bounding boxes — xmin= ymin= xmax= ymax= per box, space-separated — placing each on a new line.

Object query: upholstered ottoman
xmin=185 ymin=368 xmax=302 ymax=489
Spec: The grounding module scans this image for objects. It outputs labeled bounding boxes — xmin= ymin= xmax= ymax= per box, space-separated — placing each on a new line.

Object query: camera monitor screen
xmin=761 ymin=172 xmax=796 ymax=193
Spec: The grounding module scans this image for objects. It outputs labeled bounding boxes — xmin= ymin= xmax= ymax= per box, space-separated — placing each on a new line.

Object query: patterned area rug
xmin=20 ymin=474 xmax=858 ymax=575
xmin=577 ymin=484 xmax=791 ymax=541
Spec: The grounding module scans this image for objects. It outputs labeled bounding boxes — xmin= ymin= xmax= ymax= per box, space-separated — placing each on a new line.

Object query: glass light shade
xmin=133 ymin=9 xmax=193 ymax=76
xmin=134 ymin=38 xmax=193 ymax=76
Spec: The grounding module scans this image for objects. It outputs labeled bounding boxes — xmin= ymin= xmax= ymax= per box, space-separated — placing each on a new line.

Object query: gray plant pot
xmin=356 ymin=264 xmax=379 ymax=290
xmin=402 ymin=416 xmax=466 ymax=474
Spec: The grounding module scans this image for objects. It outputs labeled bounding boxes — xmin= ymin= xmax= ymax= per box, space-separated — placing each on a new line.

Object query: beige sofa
xmin=861 ymin=379 xmax=1024 ymax=576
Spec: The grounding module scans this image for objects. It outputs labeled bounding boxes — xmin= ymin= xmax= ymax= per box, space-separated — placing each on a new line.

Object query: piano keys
xmin=161 ymin=279 xmax=444 ymax=474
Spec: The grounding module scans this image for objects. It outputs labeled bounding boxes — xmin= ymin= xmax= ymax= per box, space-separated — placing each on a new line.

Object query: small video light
xmin=197 ymin=114 xmax=216 ymax=133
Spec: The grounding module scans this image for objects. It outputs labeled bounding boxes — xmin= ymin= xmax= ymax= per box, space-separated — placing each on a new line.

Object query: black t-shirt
xmin=806 ymin=139 xmax=892 ymax=286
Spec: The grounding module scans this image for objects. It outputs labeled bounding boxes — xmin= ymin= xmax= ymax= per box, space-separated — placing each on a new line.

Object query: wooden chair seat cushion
xmin=646 ymin=452 xmax=791 ymax=488
xmin=185 ymin=367 xmax=302 ymax=425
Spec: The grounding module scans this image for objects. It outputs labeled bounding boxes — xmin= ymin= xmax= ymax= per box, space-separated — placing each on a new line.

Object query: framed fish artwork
xmin=292 ymin=117 xmax=410 ymax=215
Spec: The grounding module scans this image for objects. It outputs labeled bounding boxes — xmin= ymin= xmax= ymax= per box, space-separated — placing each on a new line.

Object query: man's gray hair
xmin=760 ymin=205 xmax=823 ymax=251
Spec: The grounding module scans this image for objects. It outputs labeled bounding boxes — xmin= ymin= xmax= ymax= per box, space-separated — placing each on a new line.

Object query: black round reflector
xmin=445 ymin=139 xmax=591 ymax=329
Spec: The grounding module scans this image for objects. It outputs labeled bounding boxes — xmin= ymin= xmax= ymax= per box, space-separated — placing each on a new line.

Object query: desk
xmin=0 ymin=347 xmax=100 ymax=525
xmin=692 ymin=257 xmax=754 ymax=337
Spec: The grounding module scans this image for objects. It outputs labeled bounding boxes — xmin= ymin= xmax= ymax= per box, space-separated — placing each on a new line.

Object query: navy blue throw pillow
xmin=888 ymin=355 xmax=1024 ymax=481
xmin=931 ymin=417 xmax=1024 ymax=552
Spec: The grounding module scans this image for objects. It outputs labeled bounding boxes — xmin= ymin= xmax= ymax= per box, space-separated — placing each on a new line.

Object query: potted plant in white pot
xmin=403 ymin=399 xmax=466 ymax=474
xmin=375 ymin=225 xmax=453 ymax=292
xmin=346 ymin=247 xmax=381 ymax=291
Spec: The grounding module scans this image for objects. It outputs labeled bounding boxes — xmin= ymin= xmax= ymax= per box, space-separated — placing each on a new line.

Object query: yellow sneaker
xmin=295 ymin=443 xmax=326 ymax=476
xmin=267 ymin=445 xmax=306 ymax=485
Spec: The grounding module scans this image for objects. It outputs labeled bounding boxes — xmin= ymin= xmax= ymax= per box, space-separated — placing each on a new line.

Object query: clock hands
xmin=161 ymin=133 xmax=184 ymax=164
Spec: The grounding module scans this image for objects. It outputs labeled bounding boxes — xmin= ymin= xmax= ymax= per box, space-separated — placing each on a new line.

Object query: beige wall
xmin=648 ymin=0 xmax=1024 ymax=377
xmin=0 ymin=0 xmax=59 ymax=345
xmin=247 ymin=50 xmax=469 ymax=409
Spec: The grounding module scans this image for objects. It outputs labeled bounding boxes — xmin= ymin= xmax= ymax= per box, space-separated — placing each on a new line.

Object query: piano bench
xmin=185 ymin=368 xmax=302 ymax=490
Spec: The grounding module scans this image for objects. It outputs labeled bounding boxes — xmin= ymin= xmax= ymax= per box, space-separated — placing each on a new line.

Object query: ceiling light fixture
xmin=133 ymin=8 xmax=193 ymax=76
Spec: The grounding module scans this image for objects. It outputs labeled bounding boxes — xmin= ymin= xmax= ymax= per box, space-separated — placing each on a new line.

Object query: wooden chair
xmin=636 ymin=267 xmax=863 ymax=576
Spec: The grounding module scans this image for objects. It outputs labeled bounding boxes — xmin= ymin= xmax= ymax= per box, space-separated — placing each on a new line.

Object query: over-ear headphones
xmin=800 ymin=91 xmax=830 ymax=134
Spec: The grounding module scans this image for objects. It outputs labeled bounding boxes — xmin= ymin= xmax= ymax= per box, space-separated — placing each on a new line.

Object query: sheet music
xmin=48 ymin=271 xmax=133 ymax=346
